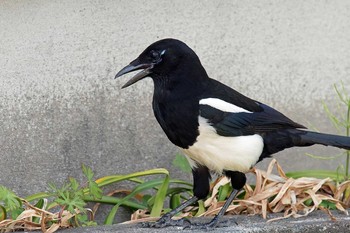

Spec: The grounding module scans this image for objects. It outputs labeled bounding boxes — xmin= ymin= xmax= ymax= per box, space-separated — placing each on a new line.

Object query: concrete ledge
xmin=51 ymin=210 xmax=350 ymax=233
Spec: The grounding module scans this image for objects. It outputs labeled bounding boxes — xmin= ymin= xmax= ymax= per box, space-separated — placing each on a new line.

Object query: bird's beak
xmin=115 ymin=60 xmax=154 ymax=88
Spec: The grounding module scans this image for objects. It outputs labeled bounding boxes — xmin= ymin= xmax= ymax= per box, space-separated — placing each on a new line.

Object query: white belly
xmin=181 ymin=117 xmax=264 ymax=174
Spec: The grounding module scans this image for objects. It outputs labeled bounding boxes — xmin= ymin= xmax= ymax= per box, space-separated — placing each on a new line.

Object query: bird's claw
xmin=141 ymin=215 xmax=191 ymax=228
xmin=141 ymin=210 xmax=238 ymax=229
xmin=188 ymin=217 xmax=237 ymax=229
xmin=189 ymin=217 xmax=219 ymax=230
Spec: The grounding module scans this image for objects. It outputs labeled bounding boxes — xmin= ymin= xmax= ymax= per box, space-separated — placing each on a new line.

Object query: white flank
xmin=181 ymin=117 xmax=264 ymax=173
xmin=199 ymin=98 xmax=252 ymax=113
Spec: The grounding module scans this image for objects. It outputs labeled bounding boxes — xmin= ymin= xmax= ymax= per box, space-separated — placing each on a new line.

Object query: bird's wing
xmin=199 ymin=102 xmax=305 ymax=137
xmin=198 ymin=78 xmax=305 ymax=136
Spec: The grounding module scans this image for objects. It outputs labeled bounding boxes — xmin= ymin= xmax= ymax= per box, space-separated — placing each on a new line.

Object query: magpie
xmin=115 ymin=38 xmax=350 ymax=229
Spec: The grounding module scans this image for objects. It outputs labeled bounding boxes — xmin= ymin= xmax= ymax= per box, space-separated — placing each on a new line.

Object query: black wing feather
xmin=200 ymin=103 xmax=305 ymax=137
xmin=199 ymin=78 xmax=305 ymax=136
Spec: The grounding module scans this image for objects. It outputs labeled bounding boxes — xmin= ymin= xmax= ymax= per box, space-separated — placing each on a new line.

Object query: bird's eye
xmin=150 ymin=50 xmax=159 ymax=59
xmin=150 ymin=50 xmax=160 ymax=60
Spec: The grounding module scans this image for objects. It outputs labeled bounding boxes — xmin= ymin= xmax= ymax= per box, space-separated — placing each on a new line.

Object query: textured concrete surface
xmin=47 ymin=211 xmax=350 ymax=232
xmin=1 ymin=0 xmax=350 ymax=224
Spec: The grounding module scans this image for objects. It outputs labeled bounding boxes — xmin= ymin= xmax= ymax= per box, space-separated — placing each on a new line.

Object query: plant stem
xmin=345 ymin=100 xmax=350 ymax=179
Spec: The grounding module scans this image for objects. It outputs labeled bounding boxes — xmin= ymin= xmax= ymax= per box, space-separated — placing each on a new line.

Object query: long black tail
xmin=297 ymin=130 xmax=350 ymax=150
xmin=261 ymin=129 xmax=350 ymax=158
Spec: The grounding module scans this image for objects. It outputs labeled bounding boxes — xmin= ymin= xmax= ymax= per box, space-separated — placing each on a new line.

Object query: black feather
xmin=298 ymin=130 xmax=350 ymax=150
xmin=200 ymin=102 xmax=305 ymax=137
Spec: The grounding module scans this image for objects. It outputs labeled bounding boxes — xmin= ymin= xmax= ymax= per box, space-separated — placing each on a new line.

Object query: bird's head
xmin=115 ymin=38 xmax=201 ymax=88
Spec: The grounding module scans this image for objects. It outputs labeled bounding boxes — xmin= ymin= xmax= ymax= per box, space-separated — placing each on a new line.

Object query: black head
xmin=115 ymin=38 xmax=204 ymax=88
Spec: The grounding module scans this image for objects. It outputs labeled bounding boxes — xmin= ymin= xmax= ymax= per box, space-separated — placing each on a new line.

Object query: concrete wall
xmin=1 ymin=0 xmax=350 ymax=198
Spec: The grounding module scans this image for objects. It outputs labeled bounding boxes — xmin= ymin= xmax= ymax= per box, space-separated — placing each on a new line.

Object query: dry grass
xmin=1 ymin=159 xmax=349 ymax=232
xmin=128 ymin=159 xmax=350 ymax=223
xmin=0 ymin=199 xmax=83 ymax=233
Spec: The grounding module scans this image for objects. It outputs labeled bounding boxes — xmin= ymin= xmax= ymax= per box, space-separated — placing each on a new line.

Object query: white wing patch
xmin=199 ymin=98 xmax=252 ymax=113
xmin=181 ymin=117 xmax=264 ymax=174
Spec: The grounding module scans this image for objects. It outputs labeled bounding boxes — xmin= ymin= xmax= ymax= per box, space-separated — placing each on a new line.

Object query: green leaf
xmin=172 ymin=154 xmax=192 ymax=173
xmin=106 ymin=178 xmax=167 ymax=223
xmin=82 ymin=164 xmax=94 ymax=181
xmin=11 ymin=207 xmax=24 ymax=220
xmin=195 ymin=200 xmax=205 ymax=217
xmin=170 ymin=193 xmax=181 ymax=209
xmin=322 ymin=101 xmax=341 ymax=132
xmin=320 ymin=200 xmax=337 ymax=210
xmin=48 ymin=181 xmax=86 ymax=214
xmin=304 ymin=152 xmax=345 ymax=160
xmin=304 ymin=198 xmax=313 ymax=206
xmin=103 ymin=168 xmax=170 ymax=225
xmin=142 ymin=194 xmax=152 ymax=207
xmin=56 ymin=194 xmax=86 ymax=214
xmin=83 ymin=195 xmax=147 ymax=210
xmin=0 ymin=185 xmax=21 ymax=211
xmin=74 ymin=213 xmax=97 ymax=227
xmin=88 ymin=180 xmax=102 ymax=200
xmin=286 ymin=170 xmax=345 ymax=181
xmin=0 ymin=205 xmax=6 ymax=221
xmin=334 ymin=82 xmax=349 ymax=105
xmin=82 ymin=220 xmax=98 ymax=227
xmin=25 ymin=192 xmax=51 ymax=203
xmin=81 ymin=164 xmax=103 ymax=199
xmin=105 ymin=177 xmax=171 ymax=224
xmin=95 ymin=176 xmax=144 ymax=189
xmin=90 ymin=168 xmax=169 ymax=193
xmin=33 ymin=198 xmax=46 ymax=223
xmin=150 ymin=171 xmax=169 ymax=217
xmin=165 ymin=186 xmax=193 ymax=198
xmin=218 ymin=183 xmax=232 ymax=201
xmin=69 ymin=177 xmax=80 ymax=192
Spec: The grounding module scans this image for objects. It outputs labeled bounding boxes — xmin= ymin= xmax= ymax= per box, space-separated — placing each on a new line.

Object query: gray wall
xmin=1 ymin=0 xmax=350 ymax=199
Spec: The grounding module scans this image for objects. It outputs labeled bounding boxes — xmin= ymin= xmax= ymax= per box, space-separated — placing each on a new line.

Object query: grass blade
xmin=150 ymin=172 xmax=169 ymax=217
xmin=286 ymin=170 xmax=345 ymax=181
xmin=102 ymin=169 xmax=170 ymax=224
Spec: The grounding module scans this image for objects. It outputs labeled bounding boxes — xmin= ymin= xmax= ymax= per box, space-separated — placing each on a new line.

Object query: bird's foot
xmin=141 ymin=213 xmax=238 ymax=229
xmin=141 ymin=214 xmax=191 ymax=228
xmin=189 ymin=216 xmax=220 ymax=230
xmin=189 ymin=216 xmax=237 ymax=230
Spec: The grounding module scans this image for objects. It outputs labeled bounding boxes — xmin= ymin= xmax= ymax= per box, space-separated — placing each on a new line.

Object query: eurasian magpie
xmin=115 ymin=38 xmax=350 ymax=229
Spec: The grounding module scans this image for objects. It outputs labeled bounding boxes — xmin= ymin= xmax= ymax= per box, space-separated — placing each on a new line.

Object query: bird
xmin=115 ymin=38 xmax=350 ymax=229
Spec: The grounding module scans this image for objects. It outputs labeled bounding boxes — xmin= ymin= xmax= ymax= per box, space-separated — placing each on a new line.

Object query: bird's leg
xmin=190 ymin=189 xmax=239 ymax=229
xmin=142 ymin=196 xmax=198 ymax=228
xmin=190 ymin=171 xmax=246 ymax=229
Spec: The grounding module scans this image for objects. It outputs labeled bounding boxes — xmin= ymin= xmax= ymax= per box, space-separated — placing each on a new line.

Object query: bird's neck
xmin=152 ymin=63 xmax=210 ymax=103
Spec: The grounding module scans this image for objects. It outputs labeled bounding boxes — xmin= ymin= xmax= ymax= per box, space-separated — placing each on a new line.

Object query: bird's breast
xmin=152 ymin=99 xmax=200 ymax=148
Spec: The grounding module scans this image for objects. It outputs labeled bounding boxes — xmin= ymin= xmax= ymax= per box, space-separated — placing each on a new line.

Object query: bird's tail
xmin=292 ymin=129 xmax=350 ymax=150
xmin=260 ymin=129 xmax=350 ymax=159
